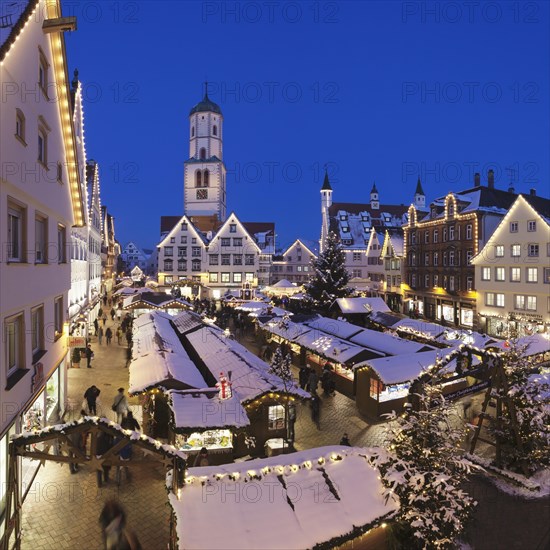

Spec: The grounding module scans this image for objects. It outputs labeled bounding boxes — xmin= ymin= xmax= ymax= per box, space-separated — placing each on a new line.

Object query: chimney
xmin=487 ymin=169 xmax=495 ymax=188
xmin=530 ymin=188 xmax=536 ymax=196
xmin=508 ymin=186 xmax=515 ymax=194
xmin=474 ymin=172 xmax=480 ymax=187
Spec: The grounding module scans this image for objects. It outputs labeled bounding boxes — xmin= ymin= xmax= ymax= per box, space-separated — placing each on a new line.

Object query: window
xmin=191 ymin=126 xmax=195 ymax=137
xmin=245 ymin=272 xmax=254 ymax=282
xmin=233 ymin=272 xmax=242 ymax=283
xmin=181 ymin=223 xmax=188 ymax=231
xmin=526 ymin=267 xmax=538 ymax=283
xmin=449 ymin=276 xmax=455 ymax=291
xmin=433 ymin=229 xmax=438 ymax=243
xmin=213 ymin=124 xmax=217 ymax=136
xmin=191 ymin=259 xmax=201 ymax=271
xmin=544 ymin=267 xmax=550 ymax=284
xmin=164 ymin=246 xmax=173 ymax=256
xmin=511 ymin=244 xmax=521 ymax=257
xmin=192 ymin=238 xmax=197 ymax=244
xmin=449 ymin=226 xmax=455 ymax=240
xmin=38 ymin=49 xmax=49 ymax=96
xmin=15 ymin=108 xmax=26 ymax=144
xmin=199 ymin=147 xmax=206 ymax=160
xmin=196 ymin=189 xmax=208 ymax=200
xmin=528 ymin=244 xmax=539 ymax=257
xmin=495 ymin=267 xmax=505 ymax=281
xmin=495 ymin=245 xmax=504 ymax=257
xmin=38 ymin=127 xmax=48 ymax=165
xmin=268 ymin=405 xmax=285 ymax=430
xmin=177 ymin=260 xmax=186 ymax=271
xmin=433 ymin=274 xmax=439 ymax=287
xmin=370 ymin=378 xmax=383 ymax=399
xmin=466 ymin=249 xmax=473 ymax=264
xmin=424 ymin=253 xmax=430 ymax=266
xmin=425 ymin=274 xmax=430 ymax=288
xmin=466 ymin=224 xmax=472 ymax=240
xmin=5 ymin=313 xmax=25 ymax=377
xmin=54 ymin=296 xmax=63 ymax=339
xmin=466 ymin=276 xmax=473 ymax=291
xmin=56 ymin=162 xmax=63 ymax=183
xmin=526 ymin=296 xmax=537 ymax=310
xmin=192 ymin=247 xmax=201 ymax=257
xmin=443 ymin=252 xmax=448 ymax=266
xmin=170 ymin=237 xmax=175 ymax=243
xmin=514 ymin=295 xmax=525 ymax=310
xmin=496 ymin=294 xmax=505 ymax=307
xmin=178 ymin=247 xmax=186 ymax=257
xmin=195 ymin=170 xmax=202 ymax=187
xmin=353 ymin=252 xmax=361 ymax=261
xmin=297 ymin=266 xmax=302 ymax=272
xmin=233 ymin=238 xmax=243 ymax=247
xmin=510 ymin=221 xmax=518 ymax=233
xmin=35 ymin=215 xmax=47 ymax=263
xmin=203 ymin=170 xmax=209 ymax=187
xmin=221 ymin=254 xmax=230 ymax=265
xmin=287 ymin=266 xmax=293 ymax=272
xmin=221 ymin=238 xmax=231 ymax=247
xmin=481 ymin=267 xmax=491 ymax=281
xmin=209 ymin=254 xmax=219 ymax=265
xmin=165 ymin=276 xmax=173 ymax=284
xmin=433 ymin=252 xmax=439 ymax=266
xmin=527 ymin=220 xmax=536 ymax=232
xmin=7 ymin=202 xmax=25 ymax=262
xmin=57 ymin=224 xmax=66 ymax=263
xmin=443 ymin=228 xmax=447 ymax=242
xmin=352 ymin=269 xmax=362 ymax=278
xmin=424 ymin=231 xmax=429 ymax=244
xmin=164 ymin=259 xmax=173 ymax=271
xmin=229 ymin=224 xmax=237 ymax=233
xmin=485 ymin=292 xmax=495 ymax=306
xmin=31 ymin=305 xmax=44 ymax=356
xmin=233 ymin=254 xmax=242 ymax=265
xmin=181 ymin=236 xmax=187 ymax=244
xmin=411 ymin=232 xmax=416 ymax=245
xmin=221 ymin=272 xmax=230 ymax=283
xmin=209 ymin=273 xmax=218 ymax=283
xmin=245 ymin=254 xmax=255 ymax=266
xmin=510 ymin=267 xmax=521 ymax=282
xmin=449 ymin=250 xmax=455 ymax=266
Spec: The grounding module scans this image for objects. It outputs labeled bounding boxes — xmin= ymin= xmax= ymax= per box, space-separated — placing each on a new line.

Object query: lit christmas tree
xmin=304 ymin=231 xmax=352 ymax=312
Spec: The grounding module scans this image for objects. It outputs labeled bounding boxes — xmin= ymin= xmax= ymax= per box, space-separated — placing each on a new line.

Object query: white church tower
xmin=184 ymin=84 xmax=227 ymax=221
xmin=414 ymin=176 xmax=426 ymax=209
xmin=319 ymin=169 xmax=333 ymax=253
xmin=370 ymin=182 xmax=379 ymax=210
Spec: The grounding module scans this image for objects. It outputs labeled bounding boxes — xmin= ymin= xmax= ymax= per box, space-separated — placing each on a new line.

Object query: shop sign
xmin=31 ymin=362 xmax=44 ymax=393
xmin=68 ymin=336 xmax=86 ymax=348
xmin=445 ymin=380 xmax=489 ymax=401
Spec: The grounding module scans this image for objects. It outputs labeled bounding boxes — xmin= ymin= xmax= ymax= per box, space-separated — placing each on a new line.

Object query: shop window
xmin=209 ymin=273 xmax=218 ymax=283
xmin=31 ymin=305 xmax=44 ymax=357
xmin=268 ymin=405 xmax=285 ymax=430
xmin=221 ymin=273 xmax=230 ymax=283
xmin=245 ymin=272 xmax=254 ymax=282
xmin=233 ymin=272 xmax=242 ymax=283
xmin=370 ymin=378 xmax=383 ymax=399
xmin=165 ymin=276 xmax=173 ymax=284
xmin=5 ymin=313 xmax=25 ymax=377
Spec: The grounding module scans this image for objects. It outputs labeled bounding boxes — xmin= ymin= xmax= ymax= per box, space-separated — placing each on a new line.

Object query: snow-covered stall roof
xmin=235 ymin=301 xmax=291 ymax=318
xmin=354 ymin=348 xmax=472 ymax=385
xmin=490 ymin=333 xmax=550 ymax=357
xmin=305 ymin=317 xmax=363 ymax=340
xmin=293 ymin=330 xmax=372 ymax=364
xmin=350 ymin=329 xmax=433 ymax=356
xmin=336 ymin=297 xmax=391 ymax=315
xmin=123 ymin=292 xmax=192 ymax=310
xmin=185 ymin=326 xmax=309 ymax=403
xmin=370 ymin=311 xmax=402 ymax=327
xmin=171 ymin=310 xmax=204 ymax=335
xmin=261 ymin=318 xmax=313 ymax=341
xmin=393 ymin=318 xmax=446 ymax=340
xmin=170 ymin=446 xmax=398 ymax=550
xmin=167 ymin=389 xmax=250 ymax=430
xmin=128 ymin=312 xmax=206 ymax=393
xmin=271 ymin=279 xmax=296 ymax=288
xmin=436 ymin=329 xmax=496 ymax=349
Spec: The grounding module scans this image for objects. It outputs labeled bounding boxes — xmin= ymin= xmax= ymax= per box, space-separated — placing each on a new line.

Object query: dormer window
xmin=448 ymin=202 xmax=455 ymax=216
xmin=181 ymin=222 xmax=188 ymax=231
xmin=342 ymin=227 xmax=350 ymax=233
xmin=340 ymin=215 xmax=347 ymax=221
xmin=431 ymin=207 xmax=437 ymax=218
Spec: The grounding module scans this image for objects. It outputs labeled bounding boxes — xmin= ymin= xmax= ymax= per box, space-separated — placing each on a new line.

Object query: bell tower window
xmin=213 ymin=125 xmax=217 ymax=136
xmin=203 ymin=170 xmax=209 ymax=187
xmin=195 ymin=170 xmax=202 ymax=187
xmin=191 ymin=126 xmax=195 ymax=137
xmin=199 ymin=147 xmax=206 ymax=160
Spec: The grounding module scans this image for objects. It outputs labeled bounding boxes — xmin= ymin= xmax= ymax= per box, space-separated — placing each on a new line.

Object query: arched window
xmin=195 ymin=170 xmax=202 ymax=187
xmin=191 ymin=126 xmax=195 ymax=137
xmin=203 ymin=170 xmax=209 ymax=187
xmin=213 ymin=125 xmax=217 ymax=136
xmin=199 ymin=148 xmax=206 ymax=160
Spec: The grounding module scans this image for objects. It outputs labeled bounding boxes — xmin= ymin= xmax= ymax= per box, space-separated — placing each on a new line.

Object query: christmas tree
xmin=268 ymin=346 xmax=294 ymax=445
xmin=304 ymin=231 xmax=352 ymax=312
xmin=370 ymin=363 xmax=478 ymax=549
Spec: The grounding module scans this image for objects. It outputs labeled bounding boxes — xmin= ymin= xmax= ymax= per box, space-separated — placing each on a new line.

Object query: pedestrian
xmin=110 ymin=307 xmax=116 ymax=321
xmin=112 ymin=388 xmax=128 ymax=424
xmin=98 ymin=326 xmax=104 ymax=345
xmin=121 ymin=411 xmax=140 ymax=432
xmin=99 ymin=499 xmax=142 ymax=550
xmin=340 ymin=432 xmax=351 ymax=446
xmin=84 ymin=385 xmax=101 ymax=415
xmin=125 ymin=328 xmax=132 ymax=347
xmin=321 ymin=364 xmax=335 ymax=396
xmin=105 ymin=327 xmax=113 ymax=346
xmin=96 ymin=431 xmax=114 ymax=487
xmin=93 ymin=318 xmax=99 ymax=336
xmin=298 ymin=365 xmax=309 ymax=390
xmin=102 ymin=314 xmax=107 ymax=326
xmin=308 ymin=369 xmax=319 ymax=394
xmin=116 ymin=308 xmax=122 ymax=322
xmin=116 ymin=326 xmax=123 ymax=345
xmin=85 ymin=343 xmax=94 ymax=368
xmin=193 ymin=447 xmax=209 ymax=467
xmin=125 ymin=347 xmax=132 ymax=368
xmin=310 ymin=394 xmax=320 ymax=430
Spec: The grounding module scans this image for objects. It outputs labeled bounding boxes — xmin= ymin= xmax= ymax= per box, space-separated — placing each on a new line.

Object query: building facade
xmin=473 ymin=193 xmax=550 ymax=338
xmin=271 ymin=239 xmax=318 ymax=285
xmin=120 ymin=241 xmax=150 ymax=272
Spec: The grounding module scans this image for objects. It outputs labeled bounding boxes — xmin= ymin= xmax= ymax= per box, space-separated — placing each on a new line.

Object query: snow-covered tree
xmin=487 ymin=343 xmax=550 ymax=476
xmin=370 ymin=364 xmax=478 ymax=549
xmin=268 ymin=346 xmax=294 ymax=445
xmin=304 ymin=232 xmax=352 ymax=312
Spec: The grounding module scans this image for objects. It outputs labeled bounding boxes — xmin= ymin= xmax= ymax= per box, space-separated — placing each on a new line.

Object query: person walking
xmin=96 ymin=431 xmax=114 ymax=487
xmin=299 ymin=365 xmax=309 ymax=390
xmin=121 ymin=411 xmax=140 ymax=432
xmin=116 ymin=308 xmax=122 ymax=322
xmin=310 ymin=393 xmax=320 ymax=430
xmin=340 ymin=433 xmax=351 ymax=446
xmin=93 ymin=318 xmax=99 ymax=336
xmin=308 ymin=369 xmax=319 ymax=394
xmin=102 ymin=314 xmax=107 ymax=326
xmin=85 ymin=343 xmax=94 ymax=368
xmin=116 ymin=326 xmax=123 ymax=345
xmin=84 ymin=385 xmax=101 ymax=415
xmin=193 ymin=447 xmax=209 ymax=467
xmin=105 ymin=327 xmax=113 ymax=346
xmin=125 ymin=328 xmax=132 ymax=348
xmin=99 ymin=499 xmax=142 ymax=550
xmin=98 ymin=326 xmax=104 ymax=345
xmin=112 ymin=388 xmax=129 ymax=424
xmin=110 ymin=307 xmax=116 ymax=321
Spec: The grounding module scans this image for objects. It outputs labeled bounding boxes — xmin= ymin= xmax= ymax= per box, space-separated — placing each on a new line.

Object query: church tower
xmin=184 ymin=84 xmax=227 ymax=221
xmin=320 ymin=169 xmax=333 ymax=253
xmin=414 ymin=176 xmax=426 ymax=209
xmin=370 ymin=182 xmax=379 ymax=210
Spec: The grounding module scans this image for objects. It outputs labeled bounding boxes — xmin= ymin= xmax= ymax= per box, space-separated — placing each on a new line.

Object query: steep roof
xmin=0 ymin=1 xmax=36 ymax=60
xmin=415 ymin=177 xmax=425 ymax=195
xmin=321 ymin=170 xmax=332 ymax=191
xmin=189 ymin=89 xmax=222 ymax=116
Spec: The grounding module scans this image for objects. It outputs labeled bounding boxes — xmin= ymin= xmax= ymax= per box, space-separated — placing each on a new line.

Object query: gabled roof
xmin=0 ymin=0 xmax=36 ymax=59
xmin=415 ymin=177 xmax=425 ymax=196
xmin=280 ymin=238 xmax=318 ymax=258
xmin=214 ymin=212 xmax=261 ymax=253
xmin=158 ymin=215 xmax=209 ymax=248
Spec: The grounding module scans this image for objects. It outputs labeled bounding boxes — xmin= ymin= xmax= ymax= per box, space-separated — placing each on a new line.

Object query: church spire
xmin=321 ymin=168 xmax=332 ymax=191
xmin=414 ymin=176 xmax=426 ymax=209
xmin=415 ymin=176 xmax=425 ymax=196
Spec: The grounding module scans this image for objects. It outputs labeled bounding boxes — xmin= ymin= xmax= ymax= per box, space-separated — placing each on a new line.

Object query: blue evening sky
xmin=64 ymin=1 xmax=550 ymax=251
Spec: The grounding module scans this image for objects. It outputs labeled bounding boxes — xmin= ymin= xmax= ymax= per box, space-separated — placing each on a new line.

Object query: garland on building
xmin=369 ymin=362 xmax=479 ymax=549
xmin=304 ymin=232 xmax=352 ymax=312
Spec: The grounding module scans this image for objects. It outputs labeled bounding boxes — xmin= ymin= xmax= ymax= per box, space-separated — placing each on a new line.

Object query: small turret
xmin=370 ymin=182 xmax=379 ymax=210
xmin=414 ymin=176 xmax=426 ymax=209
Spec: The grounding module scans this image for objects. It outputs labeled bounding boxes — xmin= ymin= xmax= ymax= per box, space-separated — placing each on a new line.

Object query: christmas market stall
xmin=391 ymin=318 xmax=448 ymax=346
xmin=122 ymin=291 xmax=193 ymax=317
xmin=166 ymin=389 xmax=250 ymax=465
xmin=168 ymin=445 xmax=399 ymax=550
xmin=353 ymin=348 xmax=481 ymax=418
xmin=333 ymin=297 xmax=391 ymax=325
xmin=487 ymin=333 xmax=550 ymax=365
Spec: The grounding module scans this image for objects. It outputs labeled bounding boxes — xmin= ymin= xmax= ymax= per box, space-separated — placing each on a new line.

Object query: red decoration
xmin=216 ymin=372 xmax=232 ymax=400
